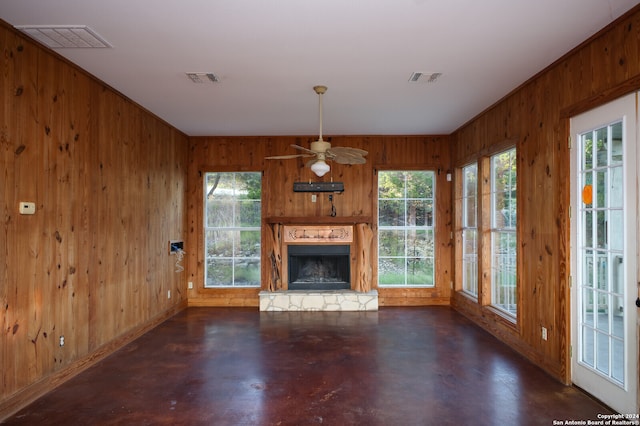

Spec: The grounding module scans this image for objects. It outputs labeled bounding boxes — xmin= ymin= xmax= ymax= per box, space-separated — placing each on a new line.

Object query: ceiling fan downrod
xmin=311 ymin=85 xmax=330 ymax=153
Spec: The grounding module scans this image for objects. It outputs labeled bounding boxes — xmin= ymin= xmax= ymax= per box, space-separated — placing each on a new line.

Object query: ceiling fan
xmin=265 ymin=85 xmax=368 ymax=177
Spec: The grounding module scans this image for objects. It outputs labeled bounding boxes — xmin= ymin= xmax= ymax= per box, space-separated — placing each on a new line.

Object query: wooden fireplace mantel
xmin=265 ymin=216 xmax=372 ymax=225
xmin=283 ymin=225 xmax=353 ymax=244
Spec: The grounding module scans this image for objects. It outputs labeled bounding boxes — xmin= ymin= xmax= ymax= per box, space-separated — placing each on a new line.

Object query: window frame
xmin=377 ymin=169 xmax=436 ymax=288
xmin=461 ymin=162 xmax=479 ymax=298
xmin=488 ymin=147 xmax=517 ymax=319
xmin=455 ymin=145 xmax=518 ymax=325
xmin=203 ymin=171 xmax=262 ymax=288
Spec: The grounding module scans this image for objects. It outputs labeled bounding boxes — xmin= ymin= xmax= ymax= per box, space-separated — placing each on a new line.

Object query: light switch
xmin=19 ymin=202 xmax=36 ymax=215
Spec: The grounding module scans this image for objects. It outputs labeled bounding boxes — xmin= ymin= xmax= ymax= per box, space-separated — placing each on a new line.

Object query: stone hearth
xmin=259 ymin=290 xmax=378 ymax=311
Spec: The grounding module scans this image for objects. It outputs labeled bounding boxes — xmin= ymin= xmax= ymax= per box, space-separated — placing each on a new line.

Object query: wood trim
xmin=454 ymin=137 xmax=519 ymax=168
xmin=560 ymin=75 xmax=640 ymax=119
xmin=266 ymin=216 xmax=372 ymax=225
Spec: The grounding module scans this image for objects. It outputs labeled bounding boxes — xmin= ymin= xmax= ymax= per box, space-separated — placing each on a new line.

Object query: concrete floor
xmin=4 ymin=307 xmax=612 ymax=425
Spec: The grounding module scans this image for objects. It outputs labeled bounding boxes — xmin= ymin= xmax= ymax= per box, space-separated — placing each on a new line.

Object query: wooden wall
xmin=450 ymin=6 xmax=640 ymax=384
xmin=186 ymin=135 xmax=452 ymax=307
xmin=3 ymin=4 xmax=638 ymax=416
xmin=0 ymin=21 xmax=189 ymax=417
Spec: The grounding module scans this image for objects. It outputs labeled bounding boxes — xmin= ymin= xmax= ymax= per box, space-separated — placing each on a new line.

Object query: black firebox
xmin=288 ymin=244 xmax=350 ymax=290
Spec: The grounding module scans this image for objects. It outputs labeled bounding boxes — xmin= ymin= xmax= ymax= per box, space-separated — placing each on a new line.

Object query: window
xmin=490 ymin=148 xmax=517 ymax=317
xmin=378 ymin=170 xmax=435 ymax=287
xmin=204 ymin=172 xmax=261 ymax=287
xmin=462 ymin=163 xmax=478 ymax=297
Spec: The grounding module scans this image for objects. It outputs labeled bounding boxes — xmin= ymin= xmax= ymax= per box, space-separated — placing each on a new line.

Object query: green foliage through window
xmin=204 ymin=172 xmax=261 ymax=287
xmin=491 ymin=148 xmax=517 ymax=317
xmin=378 ymin=171 xmax=435 ymax=287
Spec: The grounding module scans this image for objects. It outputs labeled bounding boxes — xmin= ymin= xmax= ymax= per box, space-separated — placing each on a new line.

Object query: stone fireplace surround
xmin=260 ymin=222 xmax=378 ymax=311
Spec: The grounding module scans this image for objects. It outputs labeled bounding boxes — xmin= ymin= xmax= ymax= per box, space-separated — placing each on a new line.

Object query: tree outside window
xmin=491 ymin=148 xmax=517 ymax=316
xmin=204 ymin=172 xmax=261 ymax=287
xmin=378 ymin=170 xmax=435 ymax=287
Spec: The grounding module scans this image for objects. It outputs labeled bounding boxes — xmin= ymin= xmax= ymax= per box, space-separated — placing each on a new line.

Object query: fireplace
xmin=288 ymin=244 xmax=350 ymax=290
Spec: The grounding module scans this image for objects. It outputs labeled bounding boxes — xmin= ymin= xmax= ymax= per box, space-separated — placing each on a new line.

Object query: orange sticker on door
xmin=581 ymin=184 xmax=593 ymax=204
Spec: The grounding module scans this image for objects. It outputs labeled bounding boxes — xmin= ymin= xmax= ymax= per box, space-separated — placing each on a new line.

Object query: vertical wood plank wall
xmin=1 ymin=22 xmax=189 ymax=416
xmin=3 ymin=4 xmax=640 ymax=415
xmin=186 ymin=135 xmax=452 ymax=307
xmin=450 ymin=7 xmax=640 ymax=383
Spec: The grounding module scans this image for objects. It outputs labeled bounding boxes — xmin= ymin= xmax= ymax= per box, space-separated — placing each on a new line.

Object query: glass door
xmin=570 ymin=92 xmax=638 ymax=413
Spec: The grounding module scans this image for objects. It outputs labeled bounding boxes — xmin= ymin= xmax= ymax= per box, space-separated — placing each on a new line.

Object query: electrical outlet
xmin=59 ymin=335 xmax=65 ymax=347
xmin=541 ymin=326 xmax=548 ymax=341
xmin=167 ymin=290 xmax=171 ymax=299
xmin=188 ymin=281 xmax=193 ymax=289
xmin=311 ymin=194 xmax=317 ymax=203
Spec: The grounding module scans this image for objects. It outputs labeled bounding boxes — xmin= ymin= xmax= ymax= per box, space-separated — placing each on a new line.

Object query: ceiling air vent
xmin=186 ymin=73 xmax=219 ymax=84
xmin=15 ymin=25 xmax=111 ymax=48
xmin=408 ymin=72 xmax=442 ymax=83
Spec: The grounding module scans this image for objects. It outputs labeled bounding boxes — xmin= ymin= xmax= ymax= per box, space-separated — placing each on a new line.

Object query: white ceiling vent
xmin=186 ymin=73 xmax=219 ymax=84
xmin=408 ymin=72 xmax=442 ymax=83
xmin=15 ymin=25 xmax=111 ymax=48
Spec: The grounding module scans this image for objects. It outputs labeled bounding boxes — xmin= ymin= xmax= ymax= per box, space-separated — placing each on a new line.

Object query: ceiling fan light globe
xmin=311 ymin=160 xmax=330 ymax=177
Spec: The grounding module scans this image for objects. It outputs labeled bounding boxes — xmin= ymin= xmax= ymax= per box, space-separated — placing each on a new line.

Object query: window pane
xmin=235 ymin=230 xmax=261 ymax=257
xmin=462 ymin=163 xmax=478 ymax=297
xmin=378 ymin=170 xmax=435 ymax=287
xmin=595 ymin=127 xmax=608 ymax=168
xmin=204 ymin=172 xmax=261 ymax=287
xmin=379 ymin=200 xmax=405 ymax=226
xmin=464 ymin=195 xmax=476 ymax=228
xmin=582 ymin=132 xmax=593 ymax=170
xmin=407 ymin=199 xmax=432 ymax=227
xmin=462 ymin=229 xmax=478 ymax=294
xmin=378 ymin=171 xmax=405 ymax=198
xmin=378 ymin=258 xmax=405 ymax=285
xmin=490 ymin=148 xmax=517 ymax=318
xmin=206 ymin=230 xmax=233 ymax=257
xmin=239 ymin=200 xmax=261 ymax=227
xmin=378 ymin=229 xmax=405 ymax=256
xmin=206 ymin=258 xmax=233 ymax=286
xmin=234 ymin=261 xmax=260 ymax=287
xmin=407 ymin=258 xmax=433 ymax=285
xmin=609 ymin=210 xmax=623 ymax=251
xmin=407 ymin=229 xmax=432 ymax=257
xmin=611 ymin=122 xmax=623 ymax=165
xmin=206 ymin=199 xmax=234 ymax=228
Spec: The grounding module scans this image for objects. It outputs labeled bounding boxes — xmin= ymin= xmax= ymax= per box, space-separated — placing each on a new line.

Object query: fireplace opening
xmin=288 ymin=244 xmax=350 ymax=290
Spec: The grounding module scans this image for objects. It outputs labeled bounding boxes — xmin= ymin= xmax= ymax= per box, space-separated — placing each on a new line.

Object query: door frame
xmin=569 ymin=91 xmax=639 ymax=413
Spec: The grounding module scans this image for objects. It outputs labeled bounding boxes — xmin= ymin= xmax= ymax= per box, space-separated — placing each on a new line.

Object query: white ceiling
xmin=1 ymin=0 xmax=638 ymax=137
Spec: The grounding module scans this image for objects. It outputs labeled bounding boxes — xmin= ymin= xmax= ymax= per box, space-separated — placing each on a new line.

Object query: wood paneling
xmin=451 ymin=6 xmax=640 ymax=384
xmin=1 ymin=21 xmax=188 ymax=418
xmin=187 ymin=135 xmax=452 ymax=306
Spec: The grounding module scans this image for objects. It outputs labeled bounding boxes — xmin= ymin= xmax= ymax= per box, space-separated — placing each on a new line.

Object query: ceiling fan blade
xmin=265 ymin=154 xmax=313 ymax=160
xmin=327 ymin=146 xmax=368 ymax=157
xmin=333 ymin=155 xmax=367 ymax=165
xmin=291 ymin=144 xmax=317 ymax=155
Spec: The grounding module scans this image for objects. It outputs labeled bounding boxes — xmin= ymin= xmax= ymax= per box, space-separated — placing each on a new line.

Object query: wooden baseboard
xmin=0 ymin=302 xmax=187 ymax=421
